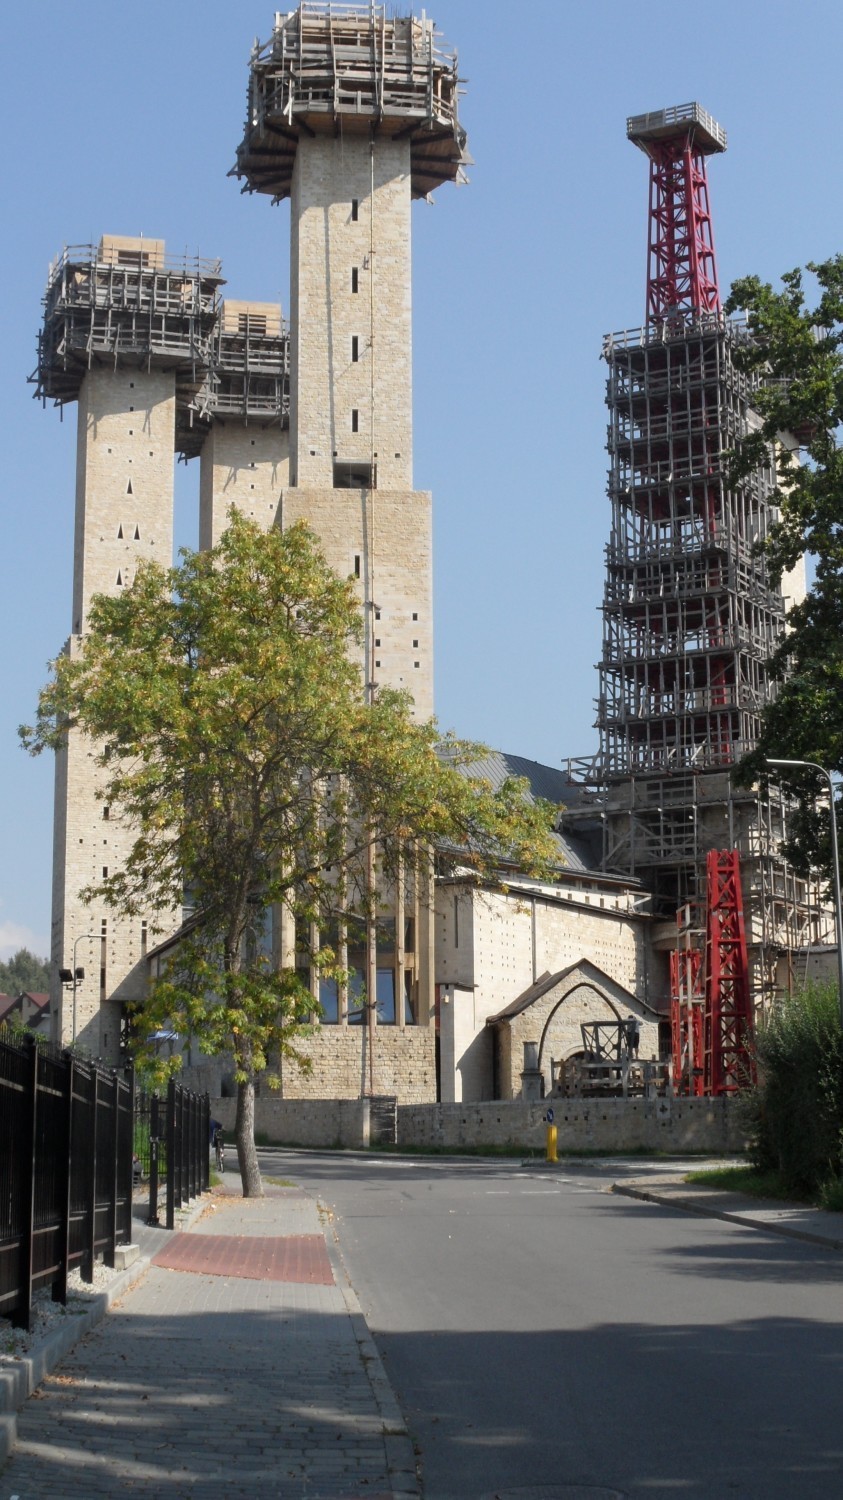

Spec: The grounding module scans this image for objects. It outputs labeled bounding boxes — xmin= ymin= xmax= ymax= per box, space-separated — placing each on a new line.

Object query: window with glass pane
xmin=347 ymin=967 xmax=366 ymax=1024
xmin=319 ymin=976 xmax=339 ymax=1023
xmin=376 ymin=968 xmax=396 ymax=1024
xmin=404 ymin=970 xmax=416 ymax=1025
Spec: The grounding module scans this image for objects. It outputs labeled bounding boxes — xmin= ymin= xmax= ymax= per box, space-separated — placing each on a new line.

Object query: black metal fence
xmin=0 ymin=1031 xmax=134 ymax=1330
xmin=134 ymin=1080 xmax=210 ymax=1231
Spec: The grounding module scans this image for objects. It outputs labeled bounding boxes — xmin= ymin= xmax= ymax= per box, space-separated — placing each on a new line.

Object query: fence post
xmin=119 ymin=1066 xmax=135 ymax=1244
xmin=82 ymin=1067 xmax=99 ymax=1283
xmin=179 ymin=1086 xmax=187 ymax=1207
xmin=186 ymin=1090 xmax=193 ymax=1202
xmin=13 ymin=1038 xmax=39 ymax=1331
xmin=166 ymin=1077 xmax=176 ymax=1231
xmin=202 ymin=1094 xmax=210 ymax=1191
xmin=53 ymin=1053 xmax=75 ymax=1308
xmin=105 ymin=1072 xmax=119 ymax=1268
xmin=147 ymin=1093 xmax=161 ymax=1227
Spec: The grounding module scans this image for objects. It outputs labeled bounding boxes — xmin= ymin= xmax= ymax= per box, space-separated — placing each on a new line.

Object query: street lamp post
xmin=766 ymin=758 xmax=843 ymax=1028
xmin=60 ymin=933 xmax=100 ymax=1044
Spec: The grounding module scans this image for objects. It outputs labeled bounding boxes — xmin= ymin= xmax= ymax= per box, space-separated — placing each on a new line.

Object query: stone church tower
xmin=36 ymin=5 xmax=468 ymax=1089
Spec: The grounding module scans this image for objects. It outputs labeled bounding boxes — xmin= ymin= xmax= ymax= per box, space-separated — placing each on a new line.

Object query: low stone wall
xmin=397 ymin=1097 xmax=749 ymax=1155
xmin=211 ymin=1096 xmax=371 ymax=1149
xmin=180 ymin=1024 xmax=436 ymax=1106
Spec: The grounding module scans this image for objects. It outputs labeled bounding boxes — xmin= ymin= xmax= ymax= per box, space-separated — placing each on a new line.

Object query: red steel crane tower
xmin=566 ymin=103 xmax=828 ymax=1024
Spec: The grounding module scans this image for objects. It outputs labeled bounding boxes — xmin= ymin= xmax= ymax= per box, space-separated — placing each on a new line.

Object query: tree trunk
xmin=235 ymin=1076 xmax=263 ymax=1197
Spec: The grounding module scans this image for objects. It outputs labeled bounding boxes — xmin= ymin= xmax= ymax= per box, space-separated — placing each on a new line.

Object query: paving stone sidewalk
xmin=0 ymin=1185 xmax=417 ymax=1500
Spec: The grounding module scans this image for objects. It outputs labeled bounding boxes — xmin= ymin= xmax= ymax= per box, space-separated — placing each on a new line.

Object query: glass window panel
xmin=319 ymin=977 xmax=338 ymax=1024
xmin=376 ymin=968 xmax=396 ymax=1025
xmin=404 ymin=970 xmax=416 ymax=1025
xmin=347 ymin=968 xmax=366 ymax=1024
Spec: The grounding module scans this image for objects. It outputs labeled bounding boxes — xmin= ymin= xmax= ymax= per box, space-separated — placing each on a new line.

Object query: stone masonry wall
xmin=199 ymin=421 xmax=289 ymax=550
xmin=502 ymin=964 xmax=661 ymax=1099
xmin=53 ymin=366 xmax=181 ymax=1062
xmin=398 ymin=1097 xmax=749 ymax=1156
xmin=281 ymin=487 xmax=432 ymax=718
xmin=279 ymin=1024 xmax=435 ymax=1104
xmin=211 ymin=1095 xmax=371 ymax=1149
xmin=290 ymin=136 xmax=413 ymax=490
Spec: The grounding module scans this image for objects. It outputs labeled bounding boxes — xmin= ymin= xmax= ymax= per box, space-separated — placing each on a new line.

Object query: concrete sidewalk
xmin=613 ymin=1172 xmax=843 ymax=1251
xmin=0 ymin=1182 xmax=418 ymax=1500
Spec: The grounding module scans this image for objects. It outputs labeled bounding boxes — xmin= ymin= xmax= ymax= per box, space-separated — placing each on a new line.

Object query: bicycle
xmin=213 ymin=1127 xmax=225 ymax=1173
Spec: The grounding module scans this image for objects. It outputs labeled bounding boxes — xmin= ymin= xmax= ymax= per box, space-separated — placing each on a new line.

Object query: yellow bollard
xmin=546 ymin=1123 xmax=558 ymax=1163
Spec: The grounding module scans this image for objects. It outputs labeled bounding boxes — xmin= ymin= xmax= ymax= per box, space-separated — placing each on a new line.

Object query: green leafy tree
xmin=21 ymin=513 xmax=559 ymax=1195
xmin=725 ymin=255 xmax=843 ymax=874
xmin=743 ymin=981 xmax=843 ymax=1202
xmin=0 ymin=948 xmax=50 ymax=994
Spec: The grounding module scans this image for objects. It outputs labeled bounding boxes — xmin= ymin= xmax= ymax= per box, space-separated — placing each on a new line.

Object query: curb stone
xmin=0 ymin=1190 xmax=212 ymax=1468
xmin=322 ymin=1207 xmax=422 ymax=1499
xmin=612 ymin=1181 xmax=843 ymax=1251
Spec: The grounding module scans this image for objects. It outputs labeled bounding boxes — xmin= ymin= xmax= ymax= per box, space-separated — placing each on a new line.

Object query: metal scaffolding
xmin=32 ymin=245 xmax=290 ymax=461
xmin=564 ymin=105 xmax=834 ymax=1011
xmin=33 ymin=241 xmax=223 ymax=407
xmin=232 ymin=1 xmax=469 ymax=201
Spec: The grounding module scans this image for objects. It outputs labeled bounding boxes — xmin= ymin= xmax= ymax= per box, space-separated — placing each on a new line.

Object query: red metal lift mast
xmin=627 ymin=103 xmax=726 ymax=323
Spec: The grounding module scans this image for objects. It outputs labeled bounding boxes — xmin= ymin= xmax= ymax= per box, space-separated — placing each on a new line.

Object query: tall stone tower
xmin=230 ymin=3 xmax=468 ymax=718
xmin=35 ymin=6 xmax=468 ymax=1094
xmin=35 ymin=236 xmax=223 ymax=1060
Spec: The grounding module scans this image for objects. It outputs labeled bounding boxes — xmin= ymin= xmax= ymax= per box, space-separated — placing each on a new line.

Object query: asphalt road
xmin=261 ymin=1150 xmax=843 ymax=1500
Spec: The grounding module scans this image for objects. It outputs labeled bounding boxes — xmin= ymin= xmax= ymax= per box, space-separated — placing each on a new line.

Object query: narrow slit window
xmin=116 ymin=571 xmax=123 ymax=587
xmin=351 ymin=266 xmax=359 ymax=293
xmin=354 ymin=555 xmax=361 ymax=578
xmin=126 ymin=480 xmax=133 ymax=495
xmin=351 ymin=409 xmax=359 ymax=432
xmin=351 ymin=336 xmax=359 ymax=362
xmin=351 ymin=198 xmax=359 ymax=222
xmin=134 ymin=525 xmax=140 ymax=540
xmin=117 ymin=524 xmax=124 ymax=540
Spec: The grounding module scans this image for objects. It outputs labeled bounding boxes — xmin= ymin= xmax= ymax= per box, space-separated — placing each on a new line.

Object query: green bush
xmin=748 ymin=981 xmax=843 ymax=1198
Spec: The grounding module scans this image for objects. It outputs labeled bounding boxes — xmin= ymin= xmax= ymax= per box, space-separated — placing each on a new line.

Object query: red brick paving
xmin=151 ymin=1233 xmax=334 ymax=1284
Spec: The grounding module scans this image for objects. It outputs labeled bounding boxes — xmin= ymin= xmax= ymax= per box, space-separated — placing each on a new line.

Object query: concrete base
xmin=113 ymin=1243 xmax=140 ymax=1271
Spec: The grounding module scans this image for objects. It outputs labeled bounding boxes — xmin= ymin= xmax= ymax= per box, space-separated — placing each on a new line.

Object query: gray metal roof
xmin=439 ymin=748 xmax=601 ymax=874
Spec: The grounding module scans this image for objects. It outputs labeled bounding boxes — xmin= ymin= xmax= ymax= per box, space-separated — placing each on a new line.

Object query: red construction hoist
xmin=670 ymin=849 xmax=755 ymax=1094
xmin=704 ymin=848 xmax=755 ymax=1093
xmin=670 ymin=902 xmax=705 ymax=1095
xmin=627 ymin=104 xmax=723 ymax=326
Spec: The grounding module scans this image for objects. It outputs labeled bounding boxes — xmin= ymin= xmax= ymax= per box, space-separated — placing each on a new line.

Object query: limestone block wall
xmin=281 ymin=487 xmax=432 ymax=718
xmin=278 ymin=1024 xmax=435 ymax=1104
xmin=183 ymin=1020 xmax=435 ymax=1107
xmin=498 ymin=964 xmax=661 ymax=1100
xmin=397 ymin=1097 xmax=749 ymax=1155
xmin=290 ymin=136 xmax=413 ymax=490
xmin=199 ymin=422 xmax=289 ymax=550
xmin=210 ymin=1095 xmax=371 ymax=1149
xmin=436 ymin=880 xmax=657 ymax=1102
xmin=72 ymin=369 xmax=175 ymax=631
xmin=53 ymin=367 xmax=181 ymax=1062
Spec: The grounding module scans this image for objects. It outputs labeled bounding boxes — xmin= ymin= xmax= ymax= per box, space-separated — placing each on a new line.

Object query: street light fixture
xmin=766 ymin=758 xmax=843 ymax=1028
xmin=60 ymin=933 xmax=100 ymax=1044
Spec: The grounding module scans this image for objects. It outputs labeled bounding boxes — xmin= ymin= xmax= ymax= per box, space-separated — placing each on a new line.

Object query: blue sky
xmin=2 ymin=0 xmax=842 ymax=962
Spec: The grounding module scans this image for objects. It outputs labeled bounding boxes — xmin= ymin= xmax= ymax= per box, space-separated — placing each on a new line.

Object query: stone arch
xmin=537 ymin=981 xmax=624 ymax=1075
